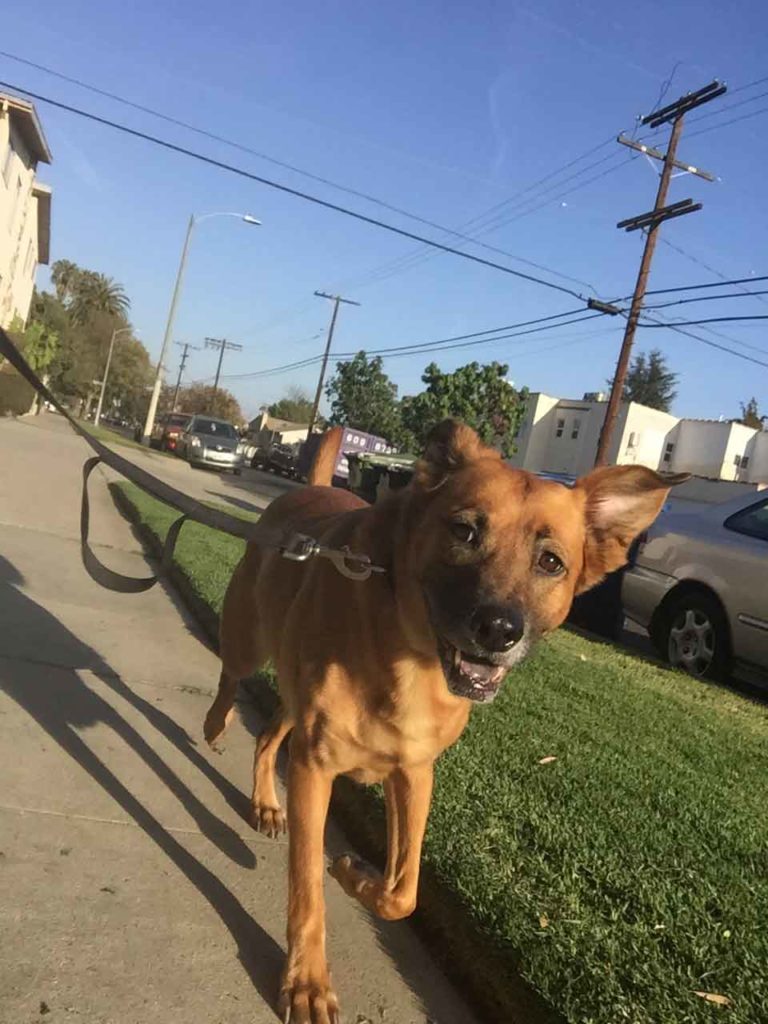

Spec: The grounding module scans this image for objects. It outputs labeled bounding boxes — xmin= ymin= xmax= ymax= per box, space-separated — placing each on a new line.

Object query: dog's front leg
xmin=279 ymin=735 xmax=338 ymax=1024
xmin=331 ymin=762 xmax=433 ymax=921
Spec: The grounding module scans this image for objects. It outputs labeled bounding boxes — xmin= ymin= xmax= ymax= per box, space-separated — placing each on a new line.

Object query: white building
xmin=246 ymin=410 xmax=312 ymax=448
xmin=510 ymin=391 xmax=768 ymax=484
xmin=0 ymin=93 xmax=52 ymax=329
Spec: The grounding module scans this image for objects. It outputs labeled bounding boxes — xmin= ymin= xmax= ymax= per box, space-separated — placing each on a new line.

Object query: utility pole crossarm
xmin=617 ymin=135 xmax=715 ymax=182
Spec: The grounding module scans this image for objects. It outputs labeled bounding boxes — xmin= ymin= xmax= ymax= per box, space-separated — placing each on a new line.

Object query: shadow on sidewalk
xmin=0 ymin=554 xmax=284 ymax=1011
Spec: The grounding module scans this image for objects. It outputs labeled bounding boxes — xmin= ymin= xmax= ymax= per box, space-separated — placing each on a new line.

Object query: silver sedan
xmin=622 ymin=490 xmax=768 ymax=681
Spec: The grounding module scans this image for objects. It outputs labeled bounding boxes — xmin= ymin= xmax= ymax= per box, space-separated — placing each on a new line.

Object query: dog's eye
xmin=450 ymin=520 xmax=476 ymax=544
xmin=538 ymin=551 xmax=565 ymax=576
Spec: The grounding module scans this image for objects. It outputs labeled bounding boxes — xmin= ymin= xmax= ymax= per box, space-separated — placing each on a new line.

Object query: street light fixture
xmin=94 ymin=326 xmax=136 ymax=426
xmin=140 ymin=211 xmax=260 ymax=444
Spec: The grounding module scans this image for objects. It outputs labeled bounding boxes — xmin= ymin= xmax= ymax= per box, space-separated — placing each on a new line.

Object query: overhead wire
xmin=0 ymin=77 xmax=590 ymax=301
xmin=218 ymin=311 xmax=612 ymax=382
xmin=639 ymin=313 xmax=768 ymax=368
xmin=0 ymin=53 xmax=599 ymax=295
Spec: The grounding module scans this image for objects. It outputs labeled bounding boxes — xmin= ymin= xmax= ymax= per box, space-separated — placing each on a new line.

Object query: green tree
xmin=174 ymin=382 xmax=244 ymax=425
xmin=8 ymin=314 xmax=59 ymax=373
xmin=325 ymin=351 xmax=403 ymax=442
xmin=268 ymin=386 xmax=314 ymax=423
xmin=739 ymin=397 xmax=763 ymax=429
xmin=402 ymin=361 xmax=527 ymax=457
xmin=104 ymin=336 xmax=153 ymax=423
xmin=609 ymin=349 xmax=678 ymax=412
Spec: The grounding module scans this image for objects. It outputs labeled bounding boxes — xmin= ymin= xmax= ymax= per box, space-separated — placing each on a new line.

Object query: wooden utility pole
xmin=171 ymin=340 xmax=199 ymax=412
xmin=306 ymin=291 xmax=360 ymax=441
xmin=594 ymin=80 xmax=726 ymax=466
xmin=205 ymin=337 xmax=242 ymax=413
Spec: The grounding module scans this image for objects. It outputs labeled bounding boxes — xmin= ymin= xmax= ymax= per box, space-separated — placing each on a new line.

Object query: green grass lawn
xmin=115 ymin=480 xmax=768 ymax=1024
xmin=79 ymin=421 xmax=174 ymax=458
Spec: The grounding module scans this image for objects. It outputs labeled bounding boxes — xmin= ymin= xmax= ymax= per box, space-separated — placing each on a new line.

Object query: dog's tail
xmin=307 ymin=426 xmax=343 ymax=487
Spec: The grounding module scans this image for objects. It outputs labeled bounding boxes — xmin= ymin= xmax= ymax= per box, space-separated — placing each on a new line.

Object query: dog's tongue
xmin=458 ymin=657 xmax=505 ymax=686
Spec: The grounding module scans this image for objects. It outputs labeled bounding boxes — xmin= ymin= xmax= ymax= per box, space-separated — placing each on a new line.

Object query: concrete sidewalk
xmin=0 ymin=414 xmax=479 ymax=1024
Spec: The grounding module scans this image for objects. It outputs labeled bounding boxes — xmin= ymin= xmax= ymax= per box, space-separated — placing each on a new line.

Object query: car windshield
xmin=167 ymin=415 xmax=190 ymax=427
xmin=192 ymin=418 xmax=237 ymax=439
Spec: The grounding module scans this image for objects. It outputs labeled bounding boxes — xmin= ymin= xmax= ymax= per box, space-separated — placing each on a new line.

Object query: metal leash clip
xmin=280 ymin=533 xmax=386 ymax=581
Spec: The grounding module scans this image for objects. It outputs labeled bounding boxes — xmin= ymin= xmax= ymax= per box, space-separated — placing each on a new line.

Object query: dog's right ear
xmin=414 ymin=419 xmax=497 ymax=489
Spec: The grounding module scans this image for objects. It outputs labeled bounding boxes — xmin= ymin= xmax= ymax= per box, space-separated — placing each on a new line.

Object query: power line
xmin=643 ymin=301 xmax=768 ymax=357
xmin=658 ymin=238 xmax=768 ymax=308
xmin=0 ymin=78 xmax=592 ymax=301
xmin=687 ymin=88 xmax=768 ymax=126
xmin=219 ymin=311 xmax=608 ymax=381
xmin=343 ymin=152 xmax=635 ymax=293
xmin=686 ymin=103 xmax=768 ymax=139
xmin=0 ymin=54 xmax=596 ymax=296
xmin=644 ymin=289 xmax=768 ymax=309
xmin=641 ymin=273 xmax=768 ymax=297
xmin=639 ymin=313 xmax=768 ymax=368
xmin=726 ymin=73 xmax=768 ymax=96
xmin=640 ymin=314 xmax=768 ymax=327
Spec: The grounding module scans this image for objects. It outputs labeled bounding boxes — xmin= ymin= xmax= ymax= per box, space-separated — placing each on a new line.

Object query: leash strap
xmin=80 ymin=456 xmax=188 ymax=593
xmin=1 ymin=326 xmax=386 ymax=591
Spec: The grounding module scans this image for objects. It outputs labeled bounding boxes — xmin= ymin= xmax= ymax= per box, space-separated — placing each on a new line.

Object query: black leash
xmin=0 ymin=326 xmax=385 ymax=592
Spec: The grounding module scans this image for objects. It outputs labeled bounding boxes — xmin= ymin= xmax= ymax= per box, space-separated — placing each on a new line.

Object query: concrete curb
xmin=109 ymin=481 xmax=564 ymax=1024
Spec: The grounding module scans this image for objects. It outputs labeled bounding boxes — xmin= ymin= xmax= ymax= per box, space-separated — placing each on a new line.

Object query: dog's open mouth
xmin=437 ymin=638 xmax=507 ymax=703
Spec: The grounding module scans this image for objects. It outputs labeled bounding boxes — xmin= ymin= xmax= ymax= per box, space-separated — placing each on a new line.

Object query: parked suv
xmin=150 ymin=412 xmax=192 ymax=452
xmin=622 ymin=491 xmax=768 ymax=681
xmin=178 ymin=415 xmax=244 ymax=474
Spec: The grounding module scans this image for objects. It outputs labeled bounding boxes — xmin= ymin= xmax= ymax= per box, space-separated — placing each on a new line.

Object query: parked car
xmin=248 ymin=442 xmax=271 ymax=470
xmin=177 ymin=415 xmax=244 ymax=474
xmin=622 ymin=490 xmax=768 ymax=680
xmin=150 ymin=412 xmax=192 ymax=452
xmin=267 ymin=442 xmax=299 ymax=477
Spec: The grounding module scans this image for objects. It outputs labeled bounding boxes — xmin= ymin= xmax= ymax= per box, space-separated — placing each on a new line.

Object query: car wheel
xmin=233 ymin=468 xmax=242 ymax=476
xmin=654 ymin=589 xmax=731 ymax=681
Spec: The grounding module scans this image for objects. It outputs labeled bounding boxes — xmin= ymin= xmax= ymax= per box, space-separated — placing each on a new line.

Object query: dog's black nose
xmin=471 ymin=604 xmax=525 ymax=652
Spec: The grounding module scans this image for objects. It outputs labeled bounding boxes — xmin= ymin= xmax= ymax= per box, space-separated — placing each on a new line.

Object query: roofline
xmin=1 ymin=92 xmax=53 ymax=164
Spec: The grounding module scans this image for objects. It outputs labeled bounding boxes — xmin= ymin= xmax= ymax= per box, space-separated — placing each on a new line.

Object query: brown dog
xmin=204 ymin=419 xmax=684 ymax=1023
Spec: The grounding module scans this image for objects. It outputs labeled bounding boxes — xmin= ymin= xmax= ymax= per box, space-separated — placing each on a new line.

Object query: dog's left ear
xmin=414 ymin=418 xmax=498 ymax=490
xmin=574 ymin=465 xmax=689 ymax=593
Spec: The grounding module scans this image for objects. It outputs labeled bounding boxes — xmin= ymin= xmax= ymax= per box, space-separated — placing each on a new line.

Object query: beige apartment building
xmin=510 ymin=391 xmax=768 ymax=485
xmin=0 ymin=92 xmax=52 ymax=330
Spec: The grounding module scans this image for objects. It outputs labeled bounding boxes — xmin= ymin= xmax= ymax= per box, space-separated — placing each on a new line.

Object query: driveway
xmin=0 ymin=413 xmax=480 ymax=1024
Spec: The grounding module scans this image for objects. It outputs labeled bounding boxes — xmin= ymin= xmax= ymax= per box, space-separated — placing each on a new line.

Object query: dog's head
xmin=399 ymin=419 xmax=686 ymax=704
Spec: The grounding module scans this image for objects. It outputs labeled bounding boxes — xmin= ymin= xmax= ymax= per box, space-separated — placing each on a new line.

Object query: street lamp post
xmin=140 ymin=211 xmax=260 ymax=444
xmin=94 ymin=326 xmax=134 ymax=426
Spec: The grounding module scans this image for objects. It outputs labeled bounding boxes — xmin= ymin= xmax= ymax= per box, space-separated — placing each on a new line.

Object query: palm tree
xmin=50 ymin=259 xmax=80 ymax=304
xmin=69 ymin=272 xmax=130 ymax=325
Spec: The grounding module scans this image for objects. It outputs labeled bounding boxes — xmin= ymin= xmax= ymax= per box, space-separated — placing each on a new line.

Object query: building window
xmin=663 ymin=442 xmax=675 ymax=464
xmin=734 ymin=453 xmax=742 ymax=467
xmin=555 ymin=418 xmax=565 ymax=438
xmin=741 ymin=456 xmax=750 ymax=469
xmin=571 ymin=418 xmax=581 ymax=440
xmin=24 ymin=239 xmax=34 ymax=276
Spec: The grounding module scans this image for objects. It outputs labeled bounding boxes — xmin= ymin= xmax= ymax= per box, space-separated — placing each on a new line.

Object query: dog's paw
xmin=203 ymin=707 xmax=233 ymax=748
xmin=329 ymin=853 xmax=378 ymax=895
xmin=249 ymin=802 xmax=286 ymax=838
xmin=330 ymin=854 xmax=416 ymax=920
xmin=278 ymin=968 xmax=339 ymax=1024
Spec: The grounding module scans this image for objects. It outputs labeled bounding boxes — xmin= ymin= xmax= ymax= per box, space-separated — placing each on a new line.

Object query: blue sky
xmin=2 ymin=0 xmax=767 ymax=421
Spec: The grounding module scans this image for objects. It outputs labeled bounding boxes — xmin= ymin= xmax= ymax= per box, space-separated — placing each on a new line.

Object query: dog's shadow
xmin=0 ymin=554 xmax=284 ymax=1010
